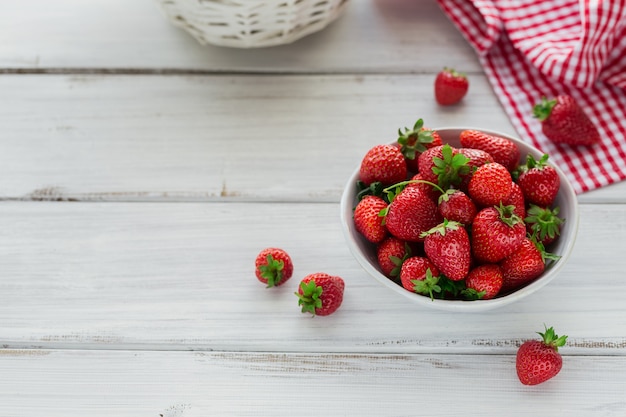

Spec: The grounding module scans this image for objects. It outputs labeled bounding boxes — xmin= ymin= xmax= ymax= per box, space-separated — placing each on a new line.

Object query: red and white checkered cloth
xmin=437 ymin=0 xmax=626 ymax=194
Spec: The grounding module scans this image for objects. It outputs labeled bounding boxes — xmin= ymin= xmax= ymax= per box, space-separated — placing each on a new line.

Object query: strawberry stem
xmin=295 ymin=280 xmax=323 ymax=316
xmin=259 ymin=254 xmax=284 ymax=288
xmin=538 ymin=325 xmax=568 ymax=351
xmin=532 ymin=97 xmax=557 ymax=122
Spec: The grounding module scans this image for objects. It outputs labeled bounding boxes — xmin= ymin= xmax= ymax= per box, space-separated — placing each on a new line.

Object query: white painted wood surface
xmin=1 ymin=0 xmax=625 ymax=415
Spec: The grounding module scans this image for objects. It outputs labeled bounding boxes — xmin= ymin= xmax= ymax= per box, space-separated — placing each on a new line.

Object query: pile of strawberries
xmin=353 ymin=119 xmax=565 ymax=301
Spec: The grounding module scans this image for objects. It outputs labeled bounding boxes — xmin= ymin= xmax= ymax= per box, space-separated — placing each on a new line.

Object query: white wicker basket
xmin=157 ymin=0 xmax=350 ymax=48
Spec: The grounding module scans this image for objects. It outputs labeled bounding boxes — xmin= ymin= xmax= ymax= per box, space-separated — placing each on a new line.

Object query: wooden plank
xmin=0 ymin=349 xmax=624 ymax=416
xmin=2 ymin=73 xmax=622 ymax=203
xmin=0 ymin=73 xmax=516 ymax=202
xmin=0 ymin=201 xmax=624 ymax=354
xmin=0 ymin=0 xmax=479 ymax=73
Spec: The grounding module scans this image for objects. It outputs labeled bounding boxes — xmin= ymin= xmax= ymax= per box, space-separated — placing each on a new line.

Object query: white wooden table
xmin=2 ymin=1 xmax=626 ymax=415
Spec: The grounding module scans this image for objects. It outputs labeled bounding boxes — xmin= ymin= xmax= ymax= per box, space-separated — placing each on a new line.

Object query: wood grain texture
xmin=0 ymin=201 xmax=623 ymax=354
xmin=2 ymin=73 xmax=624 ymax=203
xmin=0 ymin=0 xmax=479 ymax=73
xmin=0 ymin=349 xmax=624 ymax=416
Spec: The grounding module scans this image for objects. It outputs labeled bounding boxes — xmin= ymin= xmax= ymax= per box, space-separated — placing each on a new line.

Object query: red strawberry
xmin=500 ymin=237 xmax=558 ymax=292
xmin=434 ymin=67 xmax=469 ymax=105
xmin=377 ymin=237 xmax=412 ymax=279
xmin=421 ymin=220 xmax=471 ymax=281
xmin=255 ymin=247 xmax=294 ymax=288
xmin=406 ymin=173 xmax=441 ymax=202
xmin=459 ymin=130 xmax=520 ymax=171
xmin=516 ymin=154 xmax=560 ymax=207
xmin=295 ymin=273 xmax=344 ymax=317
xmin=516 ymin=326 xmax=568 ymax=385
xmin=353 ymin=195 xmax=388 ymax=244
xmin=359 ymin=144 xmax=407 ymax=186
xmin=463 ymin=264 xmax=504 ymax=300
xmin=418 ymin=144 xmax=470 ymax=190
xmin=458 ymin=147 xmax=495 ymax=190
xmin=525 ymin=204 xmax=564 ymax=246
xmin=438 ymin=189 xmax=477 ymax=225
xmin=533 ymin=95 xmax=600 ymax=146
xmin=468 ymin=163 xmax=513 ymax=207
xmin=503 ymin=181 xmax=526 ymax=220
xmin=384 ymin=186 xmax=442 ymax=242
xmin=396 ymin=119 xmax=443 ymax=172
xmin=399 ymin=256 xmax=441 ymax=299
xmin=471 ymin=204 xmax=526 ymax=263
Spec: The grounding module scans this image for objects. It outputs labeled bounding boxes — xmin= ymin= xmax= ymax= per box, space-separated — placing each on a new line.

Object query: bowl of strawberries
xmin=340 ymin=121 xmax=579 ymax=311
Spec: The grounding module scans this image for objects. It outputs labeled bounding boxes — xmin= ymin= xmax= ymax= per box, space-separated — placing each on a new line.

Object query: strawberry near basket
xmin=156 ymin=0 xmax=351 ymax=48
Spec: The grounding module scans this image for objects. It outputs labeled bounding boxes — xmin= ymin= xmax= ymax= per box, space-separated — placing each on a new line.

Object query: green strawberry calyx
xmin=420 ymin=218 xmax=463 ymax=238
xmin=397 ymin=118 xmax=435 ymax=160
xmin=528 ymin=233 xmax=561 ymax=264
xmin=259 ymin=254 xmax=285 ymax=288
xmin=389 ymin=243 xmax=412 ymax=279
xmin=411 ymin=268 xmax=441 ymax=301
xmin=537 ymin=325 xmax=568 ymax=351
xmin=495 ymin=203 xmax=523 ymax=227
xmin=532 ymin=97 xmax=558 ymax=122
xmin=461 ymin=287 xmax=486 ymax=301
xmin=295 ymin=280 xmax=323 ymax=316
xmin=432 ymin=144 xmax=470 ymax=190
xmin=525 ymin=204 xmax=564 ymax=242
xmin=443 ymin=67 xmax=466 ymax=79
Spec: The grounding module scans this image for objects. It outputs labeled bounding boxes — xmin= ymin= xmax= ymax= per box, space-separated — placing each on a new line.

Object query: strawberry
xmin=459 ymin=130 xmax=520 ymax=171
xmin=525 ymin=204 xmax=564 ymax=246
xmin=359 ymin=144 xmax=407 ymax=186
xmin=516 ymin=326 xmax=568 ymax=385
xmin=533 ymin=95 xmax=600 ymax=146
xmin=406 ymin=173 xmax=441 ymax=202
xmin=471 ymin=204 xmax=526 ymax=263
xmin=468 ymin=162 xmax=513 ymax=207
xmin=396 ymin=119 xmax=443 ymax=172
xmin=500 ymin=237 xmax=559 ymax=292
xmin=377 ymin=237 xmax=412 ymax=279
xmin=295 ymin=273 xmax=344 ymax=317
xmin=458 ymin=147 xmax=495 ymax=190
xmin=503 ymin=181 xmax=526 ymax=220
xmin=383 ymin=186 xmax=442 ymax=242
xmin=399 ymin=256 xmax=441 ymax=299
xmin=421 ymin=220 xmax=471 ymax=281
xmin=255 ymin=248 xmax=294 ymax=288
xmin=516 ymin=154 xmax=560 ymax=207
xmin=418 ymin=144 xmax=470 ymax=190
xmin=438 ymin=189 xmax=477 ymax=225
xmin=434 ymin=67 xmax=469 ymax=105
xmin=462 ymin=264 xmax=504 ymax=300
xmin=353 ymin=195 xmax=388 ymax=244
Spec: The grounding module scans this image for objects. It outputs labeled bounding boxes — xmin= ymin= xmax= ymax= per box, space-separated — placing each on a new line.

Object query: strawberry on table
xmin=516 ymin=154 xmax=560 ymax=207
xmin=399 ymin=256 xmax=441 ymax=299
xmin=359 ymin=144 xmax=407 ymax=186
xmin=421 ymin=220 xmax=471 ymax=281
xmin=459 ymin=129 xmax=520 ymax=171
xmin=533 ymin=95 xmax=600 ymax=146
xmin=516 ymin=326 xmax=568 ymax=385
xmin=468 ymin=162 xmax=513 ymax=207
xmin=462 ymin=264 xmax=504 ymax=300
xmin=354 ymin=195 xmax=388 ymax=244
xmin=255 ymin=247 xmax=294 ymax=288
xmin=295 ymin=273 xmax=345 ymax=317
xmin=471 ymin=204 xmax=526 ymax=263
xmin=434 ymin=67 xmax=469 ymax=105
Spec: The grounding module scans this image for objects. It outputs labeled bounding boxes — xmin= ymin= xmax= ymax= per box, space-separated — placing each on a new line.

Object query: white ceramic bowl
xmin=340 ymin=127 xmax=579 ymax=312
